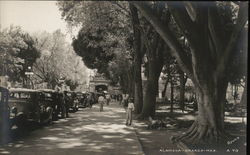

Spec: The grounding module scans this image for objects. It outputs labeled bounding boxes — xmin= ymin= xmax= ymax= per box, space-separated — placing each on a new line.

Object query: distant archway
xmin=95 ymin=85 xmax=108 ymax=92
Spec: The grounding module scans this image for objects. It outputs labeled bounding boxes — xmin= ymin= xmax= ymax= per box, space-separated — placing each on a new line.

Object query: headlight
xmin=11 ymin=107 xmax=17 ymax=114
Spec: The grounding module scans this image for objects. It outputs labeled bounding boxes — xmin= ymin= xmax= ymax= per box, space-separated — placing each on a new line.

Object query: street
xmin=0 ymin=102 xmax=144 ymax=155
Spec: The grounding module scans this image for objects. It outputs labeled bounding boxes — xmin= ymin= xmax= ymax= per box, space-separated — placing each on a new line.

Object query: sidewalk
xmin=132 ymin=119 xmax=187 ymax=155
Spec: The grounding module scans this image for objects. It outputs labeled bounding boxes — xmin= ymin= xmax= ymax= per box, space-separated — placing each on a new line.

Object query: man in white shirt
xmin=106 ymin=93 xmax=111 ymax=105
xmin=126 ymin=98 xmax=134 ymax=126
xmin=98 ymin=94 xmax=105 ymax=112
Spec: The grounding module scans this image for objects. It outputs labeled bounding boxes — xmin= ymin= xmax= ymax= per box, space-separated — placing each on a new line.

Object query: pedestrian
xmin=63 ymin=91 xmax=70 ymax=118
xmin=106 ymin=93 xmax=111 ymax=105
xmin=118 ymin=94 xmax=123 ymax=105
xmin=98 ymin=94 xmax=105 ymax=112
xmin=126 ymin=98 xmax=134 ymax=126
xmin=124 ymin=94 xmax=129 ymax=108
xmin=86 ymin=94 xmax=93 ymax=108
xmin=122 ymin=93 xmax=126 ymax=107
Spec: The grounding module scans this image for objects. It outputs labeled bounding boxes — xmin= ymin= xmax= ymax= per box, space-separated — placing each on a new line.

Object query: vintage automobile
xmin=0 ymin=86 xmax=10 ymax=143
xmin=38 ymin=89 xmax=66 ymax=120
xmin=64 ymin=91 xmax=79 ymax=112
xmin=8 ymin=88 xmax=53 ymax=128
xmin=56 ymin=91 xmax=67 ymax=118
xmin=76 ymin=92 xmax=86 ymax=108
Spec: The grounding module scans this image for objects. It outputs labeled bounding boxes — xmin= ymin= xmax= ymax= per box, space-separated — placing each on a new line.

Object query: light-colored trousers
xmin=99 ymin=101 xmax=104 ymax=111
xmin=126 ymin=108 xmax=133 ymax=125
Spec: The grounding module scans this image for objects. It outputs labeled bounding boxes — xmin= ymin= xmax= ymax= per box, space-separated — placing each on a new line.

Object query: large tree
xmin=0 ymin=26 xmax=40 ymax=85
xmin=129 ymin=4 xmax=143 ymax=113
xmin=33 ymin=30 xmax=87 ymax=89
xmin=131 ymin=1 xmax=248 ymax=145
xmin=57 ymin=1 xmax=139 ymax=95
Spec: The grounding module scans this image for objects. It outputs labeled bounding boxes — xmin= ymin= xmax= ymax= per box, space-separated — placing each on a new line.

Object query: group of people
xmin=97 ymin=92 xmax=134 ymax=126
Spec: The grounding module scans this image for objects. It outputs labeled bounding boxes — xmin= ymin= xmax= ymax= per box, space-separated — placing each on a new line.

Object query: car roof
xmin=0 ymin=86 xmax=8 ymax=90
xmin=9 ymin=88 xmax=39 ymax=93
xmin=38 ymin=89 xmax=56 ymax=93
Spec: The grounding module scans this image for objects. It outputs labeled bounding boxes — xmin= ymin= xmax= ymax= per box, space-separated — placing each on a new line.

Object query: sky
xmin=0 ymin=1 xmax=72 ymax=42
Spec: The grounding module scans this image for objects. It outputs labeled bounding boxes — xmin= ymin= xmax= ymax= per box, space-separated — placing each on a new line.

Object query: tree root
xmin=170 ymin=121 xmax=232 ymax=147
xmin=135 ymin=114 xmax=150 ymax=120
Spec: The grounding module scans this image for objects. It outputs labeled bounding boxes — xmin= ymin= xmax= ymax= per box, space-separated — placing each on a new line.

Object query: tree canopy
xmin=0 ymin=26 xmax=40 ymax=83
xmin=32 ymin=29 xmax=88 ymax=90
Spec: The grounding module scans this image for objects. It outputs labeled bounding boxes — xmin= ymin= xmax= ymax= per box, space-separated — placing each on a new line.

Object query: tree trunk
xmin=162 ymin=73 xmax=170 ymax=98
xmin=140 ymin=40 xmax=164 ymax=118
xmin=240 ymin=80 xmax=247 ymax=105
xmin=170 ymin=76 xmax=174 ymax=113
xmin=172 ymin=78 xmax=229 ymax=145
xmin=131 ymin=1 xmax=247 ymax=145
xmin=134 ymin=72 xmax=143 ymax=113
xmin=142 ymin=78 xmax=158 ymax=117
xmin=130 ymin=4 xmax=143 ymax=114
xmin=179 ymin=70 xmax=186 ymax=112
xmin=127 ymin=67 xmax=134 ymax=97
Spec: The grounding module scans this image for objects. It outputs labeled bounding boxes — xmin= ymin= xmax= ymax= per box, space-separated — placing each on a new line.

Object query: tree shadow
xmin=0 ymin=103 xmax=143 ymax=155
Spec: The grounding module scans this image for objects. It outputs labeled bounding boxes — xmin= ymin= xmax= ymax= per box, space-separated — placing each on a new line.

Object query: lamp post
xmin=25 ymin=66 xmax=34 ymax=89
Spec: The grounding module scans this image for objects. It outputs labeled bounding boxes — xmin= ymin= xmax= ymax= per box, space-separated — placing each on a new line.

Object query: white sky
xmin=0 ymin=1 xmax=73 ymax=42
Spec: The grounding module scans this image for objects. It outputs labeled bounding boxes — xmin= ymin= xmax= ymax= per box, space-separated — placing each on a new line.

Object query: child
xmin=126 ymin=98 xmax=134 ymax=126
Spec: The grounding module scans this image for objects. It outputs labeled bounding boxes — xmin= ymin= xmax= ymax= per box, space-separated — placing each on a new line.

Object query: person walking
xmin=64 ymin=92 xmax=70 ymax=118
xmin=86 ymin=94 xmax=93 ymax=108
xmin=106 ymin=93 xmax=111 ymax=105
xmin=126 ymin=98 xmax=134 ymax=126
xmin=98 ymin=94 xmax=105 ymax=112
xmin=118 ymin=94 xmax=123 ymax=105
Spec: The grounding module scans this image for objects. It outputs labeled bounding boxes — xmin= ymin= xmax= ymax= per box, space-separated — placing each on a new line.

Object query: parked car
xmin=76 ymin=92 xmax=86 ymax=108
xmin=38 ymin=89 xmax=63 ymax=121
xmin=8 ymin=88 xmax=53 ymax=128
xmin=0 ymin=86 xmax=10 ymax=143
xmin=55 ymin=91 xmax=67 ymax=118
xmin=64 ymin=91 xmax=78 ymax=112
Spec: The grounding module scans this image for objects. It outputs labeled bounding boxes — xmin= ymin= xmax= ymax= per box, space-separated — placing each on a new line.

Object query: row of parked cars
xmin=0 ymin=86 xmax=99 ymax=134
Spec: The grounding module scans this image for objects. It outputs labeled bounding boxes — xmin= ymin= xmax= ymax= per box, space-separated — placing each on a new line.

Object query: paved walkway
xmin=0 ymin=102 xmax=144 ymax=155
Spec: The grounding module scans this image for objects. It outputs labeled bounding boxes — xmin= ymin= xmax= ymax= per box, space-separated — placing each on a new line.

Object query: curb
xmin=132 ymin=124 xmax=145 ymax=155
xmin=122 ymin=106 xmax=145 ymax=155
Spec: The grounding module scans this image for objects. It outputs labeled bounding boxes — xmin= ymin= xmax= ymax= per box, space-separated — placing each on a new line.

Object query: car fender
xmin=46 ymin=107 xmax=53 ymax=114
xmin=16 ymin=112 xmax=24 ymax=117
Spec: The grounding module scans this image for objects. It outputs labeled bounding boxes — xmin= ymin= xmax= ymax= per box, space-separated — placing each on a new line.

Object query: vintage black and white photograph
xmin=0 ymin=1 xmax=248 ymax=155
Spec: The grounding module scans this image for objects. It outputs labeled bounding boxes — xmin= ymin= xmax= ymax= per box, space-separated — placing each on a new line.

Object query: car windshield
xmin=67 ymin=93 xmax=71 ymax=96
xmin=45 ymin=93 xmax=52 ymax=97
xmin=10 ymin=92 xmax=31 ymax=99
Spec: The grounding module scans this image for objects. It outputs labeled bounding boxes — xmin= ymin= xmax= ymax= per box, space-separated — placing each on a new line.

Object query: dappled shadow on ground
xmin=0 ymin=103 xmax=143 ymax=155
xmin=133 ymin=103 xmax=246 ymax=155
xmin=133 ymin=120 xmax=186 ymax=155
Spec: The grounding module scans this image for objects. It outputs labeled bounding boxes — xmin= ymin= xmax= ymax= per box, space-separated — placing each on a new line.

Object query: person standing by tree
xmin=126 ymin=98 xmax=135 ymax=126
xmin=98 ymin=94 xmax=105 ymax=112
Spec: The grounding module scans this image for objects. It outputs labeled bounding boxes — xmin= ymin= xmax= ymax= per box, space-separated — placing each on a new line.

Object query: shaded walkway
xmin=0 ymin=102 xmax=144 ymax=155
